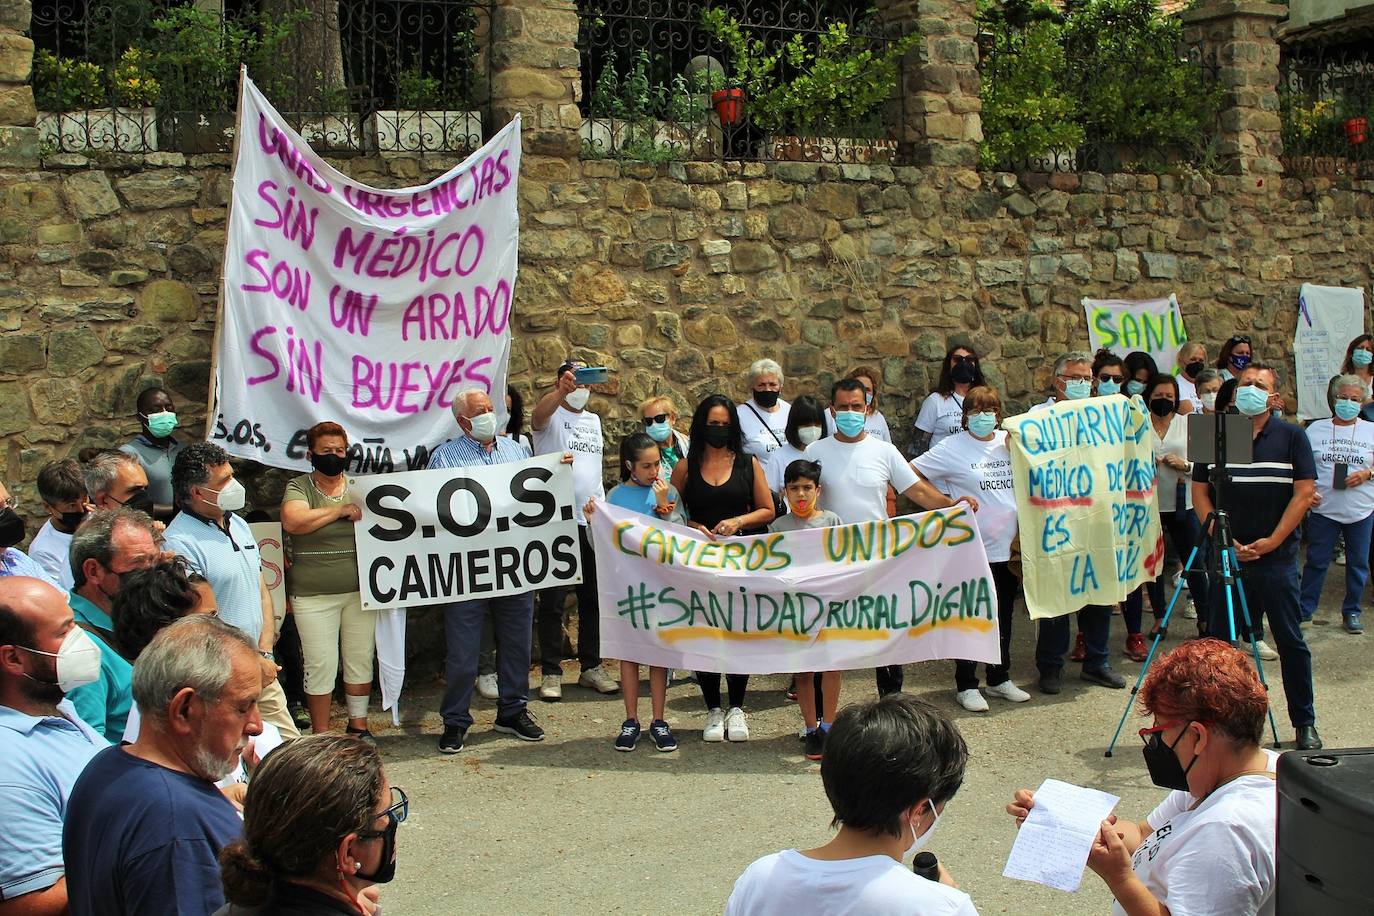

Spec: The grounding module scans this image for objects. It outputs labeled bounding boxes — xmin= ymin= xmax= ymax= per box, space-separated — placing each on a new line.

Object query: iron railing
xmin=1279 ymin=43 xmax=1373 ymax=179
xmin=29 ymin=0 xmax=491 ymax=155
xmin=576 ymin=0 xmax=916 ymax=164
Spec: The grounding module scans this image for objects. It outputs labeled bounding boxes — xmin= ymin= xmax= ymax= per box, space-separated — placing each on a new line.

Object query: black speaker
xmin=1277 ymin=747 xmax=1374 ymax=915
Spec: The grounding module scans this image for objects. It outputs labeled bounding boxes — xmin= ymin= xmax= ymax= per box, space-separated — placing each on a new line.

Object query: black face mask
xmin=1149 ymin=398 xmax=1176 ymax=418
xmin=311 ymin=453 xmax=348 ymax=477
xmin=0 ymin=508 xmax=24 ymax=548
xmin=950 ymin=363 xmax=977 ymax=385
xmin=752 ymin=390 xmax=780 ymax=409
xmin=56 ymin=509 xmax=90 ymax=534
xmin=703 ymin=426 xmax=732 ymax=449
xmin=354 ymin=816 xmax=398 ymax=884
xmin=1184 ymin=360 xmax=1205 ymax=379
xmin=1142 ymin=725 xmax=1198 ymax=792
xmin=119 ymin=489 xmax=155 ymax=515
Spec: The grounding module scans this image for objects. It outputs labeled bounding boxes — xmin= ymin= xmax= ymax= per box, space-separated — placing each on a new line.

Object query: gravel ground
xmin=369 ymin=575 xmax=1371 ymax=915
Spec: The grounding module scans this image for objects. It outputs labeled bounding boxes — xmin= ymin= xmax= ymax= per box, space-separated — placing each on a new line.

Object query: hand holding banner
xmin=589 ymin=500 xmax=1000 ymax=674
xmin=1004 ymin=397 xmax=1164 ymax=619
xmin=1083 ymin=295 xmax=1188 ymax=374
xmin=350 ymin=454 xmax=581 ymax=609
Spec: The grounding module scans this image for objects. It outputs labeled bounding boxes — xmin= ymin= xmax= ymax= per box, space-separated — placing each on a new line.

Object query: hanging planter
xmin=711 ymin=88 xmax=745 ymax=125
xmin=1345 ymin=116 xmax=1368 ymax=145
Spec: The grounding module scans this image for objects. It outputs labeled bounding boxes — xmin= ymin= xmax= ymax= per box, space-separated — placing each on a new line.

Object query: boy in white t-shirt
xmin=28 ymin=459 xmax=92 ymax=590
xmin=726 ymin=694 xmax=978 ymax=916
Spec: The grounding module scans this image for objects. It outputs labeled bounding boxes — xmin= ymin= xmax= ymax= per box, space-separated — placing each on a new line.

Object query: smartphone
xmin=574 ymin=366 xmax=609 ymax=385
xmin=1333 ymin=462 xmax=1349 ymax=490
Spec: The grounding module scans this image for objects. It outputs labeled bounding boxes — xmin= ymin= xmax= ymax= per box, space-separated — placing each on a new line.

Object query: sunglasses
xmin=1097 ymin=373 xmax=1124 ymax=383
xmin=1228 ymin=335 xmax=1251 ymax=345
xmin=642 ymin=414 xmax=669 ymax=426
xmin=951 ymin=355 xmax=977 ymax=365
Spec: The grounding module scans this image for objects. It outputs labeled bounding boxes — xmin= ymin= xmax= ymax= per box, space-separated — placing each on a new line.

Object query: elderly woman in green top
xmin=280 ymin=421 xmax=374 ymax=741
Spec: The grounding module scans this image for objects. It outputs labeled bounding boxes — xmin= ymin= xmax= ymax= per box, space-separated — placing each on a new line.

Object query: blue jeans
xmin=1300 ymin=512 xmax=1374 ymax=619
xmin=1036 ymin=605 xmax=1111 ymax=672
xmin=440 ymin=593 xmax=534 ymax=729
xmin=1210 ymin=557 xmax=1315 ymax=727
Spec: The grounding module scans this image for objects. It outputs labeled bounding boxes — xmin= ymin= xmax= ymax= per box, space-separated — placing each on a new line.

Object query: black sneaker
xmin=438 ymin=725 xmax=466 ymax=754
xmin=1038 ymin=670 xmax=1063 ymax=695
xmin=615 ymin=719 xmax=641 ymax=751
xmin=493 ymin=708 xmax=545 ymax=742
xmin=649 ymin=719 xmax=677 ymax=752
xmin=803 ymin=728 xmax=826 ymax=761
xmin=346 ymin=725 xmax=376 ymax=746
xmin=1082 ymin=665 xmax=1126 ymax=689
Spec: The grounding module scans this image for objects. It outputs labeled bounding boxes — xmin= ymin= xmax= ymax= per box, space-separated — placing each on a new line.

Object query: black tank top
xmin=683 ymin=452 xmax=758 ymax=532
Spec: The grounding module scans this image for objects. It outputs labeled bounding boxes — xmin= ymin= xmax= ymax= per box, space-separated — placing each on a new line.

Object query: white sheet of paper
xmin=1003 ymin=778 xmax=1121 ymax=892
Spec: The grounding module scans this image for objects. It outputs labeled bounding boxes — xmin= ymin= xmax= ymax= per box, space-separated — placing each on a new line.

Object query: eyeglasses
xmin=642 ymin=414 xmax=669 ymax=426
xmin=361 ymin=786 xmax=409 ymax=835
xmin=1058 ymin=373 xmax=1092 ymax=382
xmin=1097 ymin=373 xmax=1124 ymax=383
xmin=1138 ymin=719 xmax=1211 ymax=744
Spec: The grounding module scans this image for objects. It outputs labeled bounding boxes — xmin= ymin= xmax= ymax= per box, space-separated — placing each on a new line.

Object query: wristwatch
xmin=258 ymin=650 xmax=275 ymax=661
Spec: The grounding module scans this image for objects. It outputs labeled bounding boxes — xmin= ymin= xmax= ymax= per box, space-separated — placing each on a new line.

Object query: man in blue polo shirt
xmin=0 ymin=576 xmax=107 ymax=914
xmin=1192 ymin=362 xmax=1321 ymax=750
xmin=66 ymin=508 xmax=160 ymax=740
xmin=162 ymin=442 xmax=299 ymax=740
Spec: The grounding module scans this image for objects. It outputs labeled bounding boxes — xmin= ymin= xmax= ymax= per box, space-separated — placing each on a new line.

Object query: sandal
xmin=346 ymin=725 xmax=377 ymax=746
xmin=1148 ymin=625 xmax=1168 ymax=640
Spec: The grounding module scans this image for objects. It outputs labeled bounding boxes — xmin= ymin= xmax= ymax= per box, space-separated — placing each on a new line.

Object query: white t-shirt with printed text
xmin=1306 ymin=418 xmax=1374 ymax=524
xmin=738 ymin=399 xmax=791 ymax=460
xmin=28 ymin=520 xmax=75 ymax=590
xmin=532 ymin=404 xmax=605 ymax=526
xmin=915 ymin=392 xmax=965 ymax=449
xmin=726 ymin=850 xmax=978 ymax=916
xmin=911 ymin=430 xmax=1017 ymax=562
xmin=804 ymin=435 xmax=917 ymax=523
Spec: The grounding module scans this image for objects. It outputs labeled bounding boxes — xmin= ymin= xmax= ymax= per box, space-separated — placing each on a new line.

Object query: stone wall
xmin=3 ymin=149 xmax=1373 ymax=519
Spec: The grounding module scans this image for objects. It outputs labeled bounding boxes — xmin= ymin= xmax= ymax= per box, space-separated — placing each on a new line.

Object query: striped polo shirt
xmin=1191 ymin=416 xmax=1316 ymax=564
xmin=427 ymin=433 xmax=529 ymax=469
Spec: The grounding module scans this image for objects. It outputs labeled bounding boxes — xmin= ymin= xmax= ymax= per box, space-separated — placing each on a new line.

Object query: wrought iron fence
xmin=29 ymin=0 xmax=490 ymax=155
xmin=1279 ymin=43 xmax=1373 ymax=179
xmin=976 ymin=0 xmax=1221 ymax=173
xmin=576 ymin=0 xmax=916 ymax=164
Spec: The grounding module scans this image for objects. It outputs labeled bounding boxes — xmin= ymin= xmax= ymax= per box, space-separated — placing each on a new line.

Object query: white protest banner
xmin=249 ymin=521 xmax=286 ymax=628
xmin=1004 ymin=397 xmax=1164 ymax=619
xmin=1294 ymin=284 xmax=1366 ymax=420
xmin=349 ymin=454 xmax=580 ymax=610
xmin=213 ymin=73 xmax=518 ymax=472
xmin=589 ymin=500 xmax=999 ymax=674
xmin=1083 ymin=295 xmax=1188 ymax=373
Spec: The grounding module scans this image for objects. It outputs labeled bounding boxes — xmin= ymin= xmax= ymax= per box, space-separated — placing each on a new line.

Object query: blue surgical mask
xmin=1097 ymin=379 xmax=1122 ymax=396
xmin=1354 ymin=349 xmax=1373 ymax=368
xmin=1235 ymin=385 xmax=1270 ymax=417
xmin=967 ymin=412 xmax=998 ymax=438
xmin=645 ymin=421 xmax=672 ymax=443
xmin=834 ymin=410 xmax=867 ymax=437
xmin=1065 ymin=379 xmax=1093 ymax=400
xmin=1334 ymin=399 xmax=1361 ymax=422
xmin=1126 ymin=380 xmax=1147 ymax=396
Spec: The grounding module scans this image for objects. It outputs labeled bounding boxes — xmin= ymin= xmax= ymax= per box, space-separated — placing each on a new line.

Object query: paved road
xmin=371 ymin=578 xmax=1371 ymax=915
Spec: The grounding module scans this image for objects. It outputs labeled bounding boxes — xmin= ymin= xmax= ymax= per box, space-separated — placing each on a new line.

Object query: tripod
xmin=1105 ymin=418 xmax=1282 ymax=755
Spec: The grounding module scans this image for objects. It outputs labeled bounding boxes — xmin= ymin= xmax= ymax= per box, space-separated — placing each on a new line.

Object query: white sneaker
xmin=1181 ymin=602 xmax=1198 ymax=620
xmin=476 ymin=673 xmax=498 ymax=700
xmin=956 ymin=688 xmax=989 ymax=712
xmin=1255 ymin=640 xmax=1279 ymax=661
xmin=725 ymin=706 xmax=750 ymax=741
xmin=539 ymin=674 xmax=562 ymax=702
xmin=986 ymin=680 xmax=1031 ymax=703
xmin=703 ymin=707 xmax=726 ymax=742
xmin=578 ymin=666 xmax=620 ymax=694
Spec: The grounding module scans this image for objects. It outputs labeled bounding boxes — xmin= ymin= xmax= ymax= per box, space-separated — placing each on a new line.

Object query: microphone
xmin=912 ymin=851 xmax=939 ymax=883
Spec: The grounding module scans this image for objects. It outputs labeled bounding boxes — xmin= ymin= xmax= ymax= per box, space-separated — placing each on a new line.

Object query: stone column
xmin=1183 ymin=1 xmax=1286 ymax=176
xmin=488 ymin=0 xmax=582 ymax=160
xmin=878 ymin=0 xmax=982 ymax=167
xmin=0 ymin=0 xmax=37 ymax=167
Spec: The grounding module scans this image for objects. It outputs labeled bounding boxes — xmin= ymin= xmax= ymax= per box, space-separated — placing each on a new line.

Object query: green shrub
xmin=33 ymin=50 xmax=107 ymax=111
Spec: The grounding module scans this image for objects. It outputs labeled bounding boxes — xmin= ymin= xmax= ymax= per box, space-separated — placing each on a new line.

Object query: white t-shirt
xmin=1028 ymin=396 xmax=1057 ymax=413
xmin=764 ymin=442 xmax=808 ymax=493
xmin=1176 ymin=374 xmax=1198 ymax=411
xmin=911 ymin=430 xmax=1017 ymax=562
xmin=804 ymin=435 xmax=917 ymax=523
xmin=1307 ymin=418 xmax=1374 ymax=524
xmin=1151 ymin=413 xmax=1192 ymax=513
xmin=726 ymin=850 xmax=978 ymax=916
xmin=1124 ymin=749 xmax=1279 ymax=916
xmin=28 ymin=520 xmax=75 ymax=590
xmin=915 ymin=393 xmax=965 ymax=449
xmin=738 ymin=399 xmax=791 ymax=460
xmin=532 ymin=405 xmax=605 ymax=526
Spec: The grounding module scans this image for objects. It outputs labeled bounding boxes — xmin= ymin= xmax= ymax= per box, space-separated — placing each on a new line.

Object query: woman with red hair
xmin=1008 ymin=639 xmax=1277 ymax=915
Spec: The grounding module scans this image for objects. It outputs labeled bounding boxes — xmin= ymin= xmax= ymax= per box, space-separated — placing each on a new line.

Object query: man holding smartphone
xmin=530 ymin=360 xmax=618 ymax=700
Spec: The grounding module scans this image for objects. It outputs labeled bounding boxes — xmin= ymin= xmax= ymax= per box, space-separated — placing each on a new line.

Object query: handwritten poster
xmin=213 ymin=72 xmax=519 ymax=472
xmin=1294 ymin=284 xmax=1366 ymax=420
xmin=248 ymin=521 xmax=286 ymax=628
xmin=1083 ymin=295 xmax=1188 ymax=374
xmin=1004 ymin=397 xmax=1164 ymax=619
xmin=588 ymin=500 xmax=999 ymax=674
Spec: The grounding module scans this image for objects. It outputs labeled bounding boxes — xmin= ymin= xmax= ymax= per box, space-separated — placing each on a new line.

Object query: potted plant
xmin=369 ymin=41 xmax=483 ymax=153
xmin=34 ymin=49 xmax=159 ymax=153
xmin=1340 ymin=94 xmax=1368 ymax=145
xmin=581 ymin=50 xmax=713 ymax=160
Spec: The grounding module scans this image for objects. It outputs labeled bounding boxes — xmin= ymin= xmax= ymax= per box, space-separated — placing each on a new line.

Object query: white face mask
xmin=565 ymin=388 xmax=591 ymax=411
xmin=797 ymin=425 xmax=822 ymax=446
xmin=467 ymin=411 xmax=498 ymax=442
xmin=1199 ymin=392 xmax=1217 ymax=411
xmin=19 ymin=626 xmax=103 ymax=692
xmin=904 ymin=802 xmax=941 ymax=860
xmin=204 ymin=478 xmax=246 ymax=512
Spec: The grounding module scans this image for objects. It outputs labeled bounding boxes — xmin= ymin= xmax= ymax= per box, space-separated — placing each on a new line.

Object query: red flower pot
xmin=1346 ymin=116 xmax=1368 ymax=145
xmin=712 ymin=88 xmax=745 ymax=126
